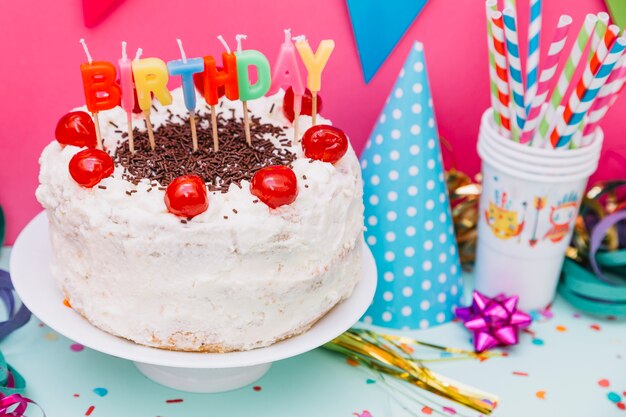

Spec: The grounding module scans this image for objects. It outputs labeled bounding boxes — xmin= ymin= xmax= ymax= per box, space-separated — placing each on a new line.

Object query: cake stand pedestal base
xmin=134 ymin=362 xmax=272 ymax=393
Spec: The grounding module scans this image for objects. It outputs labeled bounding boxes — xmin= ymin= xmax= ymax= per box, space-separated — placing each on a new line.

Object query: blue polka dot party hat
xmin=360 ymin=41 xmax=463 ymax=330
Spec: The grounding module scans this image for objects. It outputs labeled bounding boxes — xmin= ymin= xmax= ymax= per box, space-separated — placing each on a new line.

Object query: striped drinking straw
xmin=588 ymin=12 xmax=610 ymax=60
xmin=504 ymin=0 xmax=516 ymax=15
xmin=491 ymin=11 xmax=512 ymax=134
xmin=525 ymin=0 xmax=542 ymax=108
xmin=580 ymin=53 xmax=626 ymax=145
xmin=569 ymin=24 xmax=620 ymax=146
xmin=503 ymin=7 xmax=526 ymax=141
xmin=520 ymin=15 xmax=572 ymax=144
xmin=485 ymin=0 xmax=503 ymax=131
xmin=535 ymin=14 xmax=597 ymax=146
xmin=550 ymin=34 xmax=625 ymax=149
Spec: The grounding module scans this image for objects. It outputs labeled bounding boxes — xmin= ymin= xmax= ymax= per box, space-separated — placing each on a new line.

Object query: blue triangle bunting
xmin=346 ymin=0 xmax=429 ymax=83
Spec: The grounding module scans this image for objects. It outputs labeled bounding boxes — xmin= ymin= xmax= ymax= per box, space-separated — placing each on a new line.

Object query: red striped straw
xmin=580 ymin=53 xmax=626 ymax=144
xmin=549 ymin=26 xmax=619 ymax=148
xmin=490 ymin=11 xmax=512 ymax=133
xmin=520 ymin=15 xmax=572 ymax=144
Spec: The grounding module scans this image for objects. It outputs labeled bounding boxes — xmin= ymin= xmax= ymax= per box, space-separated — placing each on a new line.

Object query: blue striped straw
xmin=525 ymin=0 xmax=542 ymax=109
xmin=556 ymin=37 xmax=626 ymax=148
xmin=503 ymin=7 xmax=526 ymax=141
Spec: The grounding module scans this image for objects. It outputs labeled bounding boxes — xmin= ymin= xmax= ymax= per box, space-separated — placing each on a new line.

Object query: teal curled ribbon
xmin=0 ymin=352 xmax=44 ymax=417
xmin=0 ymin=205 xmax=43 ymax=416
xmin=560 ymin=210 xmax=626 ymax=316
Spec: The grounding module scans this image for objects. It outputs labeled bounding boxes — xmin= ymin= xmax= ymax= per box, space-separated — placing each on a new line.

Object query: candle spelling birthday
xmin=132 ymin=54 xmax=173 ymax=150
xmin=235 ymin=34 xmax=272 ymax=147
xmin=268 ymin=29 xmax=305 ymax=141
xmin=205 ymin=35 xmax=240 ymax=152
xmin=295 ymin=36 xmax=334 ymax=126
xmin=167 ymin=39 xmax=204 ymax=152
xmin=79 ymin=39 xmax=121 ymax=150
xmin=77 ymin=32 xmax=333 ymax=154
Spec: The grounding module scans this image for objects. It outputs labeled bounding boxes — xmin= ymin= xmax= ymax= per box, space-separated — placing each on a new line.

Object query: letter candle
xmin=167 ymin=39 xmax=204 ymax=152
xmin=295 ymin=37 xmax=335 ymax=125
xmin=268 ymin=29 xmax=305 ymax=141
xmin=79 ymin=39 xmax=122 ymax=150
xmin=118 ymin=41 xmax=135 ymax=154
xmin=132 ymin=56 xmax=173 ymax=150
xmin=204 ymin=35 xmax=240 ymax=152
xmin=235 ymin=34 xmax=272 ymax=146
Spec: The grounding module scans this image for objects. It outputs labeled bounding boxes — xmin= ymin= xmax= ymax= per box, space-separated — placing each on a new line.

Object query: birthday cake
xmin=36 ymin=86 xmax=364 ymax=352
xmin=36 ymin=34 xmax=363 ymax=352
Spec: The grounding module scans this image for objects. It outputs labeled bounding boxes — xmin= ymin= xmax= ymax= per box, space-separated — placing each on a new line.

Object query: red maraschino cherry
xmin=164 ymin=175 xmax=209 ymax=218
xmin=68 ymin=149 xmax=114 ymax=188
xmin=193 ymin=70 xmax=226 ymax=98
xmin=55 ymin=111 xmax=97 ymax=148
xmin=301 ymin=125 xmax=348 ymax=164
xmin=250 ymin=166 xmax=298 ymax=209
xmin=283 ymin=87 xmax=323 ymax=122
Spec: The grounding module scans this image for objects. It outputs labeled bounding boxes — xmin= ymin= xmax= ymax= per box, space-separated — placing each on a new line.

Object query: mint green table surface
xmin=2 ymin=246 xmax=625 ymax=417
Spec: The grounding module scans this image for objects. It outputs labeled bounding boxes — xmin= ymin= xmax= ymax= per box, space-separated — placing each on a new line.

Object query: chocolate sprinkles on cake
xmin=114 ymin=107 xmax=296 ymax=192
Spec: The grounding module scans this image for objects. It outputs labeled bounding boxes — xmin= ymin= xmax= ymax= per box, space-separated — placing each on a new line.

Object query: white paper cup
xmin=474 ymin=109 xmax=602 ymax=310
xmin=479 ymin=110 xmax=604 ymax=160
xmin=478 ymin=140 xmax=600 ymax=176
xmin=480 ymin=125 xmax=602 ymax=169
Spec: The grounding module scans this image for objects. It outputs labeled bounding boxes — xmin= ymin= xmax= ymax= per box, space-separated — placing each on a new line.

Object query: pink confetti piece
xmin=70 ymin=343 xmax=84 ymax=352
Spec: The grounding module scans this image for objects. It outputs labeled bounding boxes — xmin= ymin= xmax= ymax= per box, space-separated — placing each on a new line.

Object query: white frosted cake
xmin=36 ymin=88 xmax=364 ymax=352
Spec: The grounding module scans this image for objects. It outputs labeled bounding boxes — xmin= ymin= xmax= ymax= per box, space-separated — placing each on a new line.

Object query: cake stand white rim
xmin=10 ymin=211 xmax=377 ymax=369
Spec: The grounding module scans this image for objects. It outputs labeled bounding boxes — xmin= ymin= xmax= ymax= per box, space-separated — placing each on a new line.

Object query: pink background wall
xmin=1 ymin=0 xmax=625 ymax=244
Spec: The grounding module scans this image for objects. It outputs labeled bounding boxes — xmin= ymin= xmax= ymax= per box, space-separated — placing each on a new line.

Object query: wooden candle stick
xmin=189 ymin=110 xmax=198 ymax=152
xmin=236 ymin=34 xmax=252 ymax=147
xmin=311 ymin=91 xmax=318 ymax=126
xmin=242 ymin=101 xmax=252 ymax=146
xmin=118 ymin=42 xmax=135 ymax=154
xmin=143 ymin=110 xmax=156 ymax=150
xmin=92 ymin=112 xmax=103 ymax=150
xmin=126 ymin=112 xmax=135 ymax=154
xmin=211 ymin=106 xmax=219 ymax=152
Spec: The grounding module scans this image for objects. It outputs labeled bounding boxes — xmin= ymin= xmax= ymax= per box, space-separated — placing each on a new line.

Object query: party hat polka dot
xmin=360 ymin=41 xmax=462 ymax=329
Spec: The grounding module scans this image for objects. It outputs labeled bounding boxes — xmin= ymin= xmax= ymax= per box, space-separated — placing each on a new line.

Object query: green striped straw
xmin=485 ymin=0 xmax=501 ymax=128
xmin=535 ymin=14 xmax=597 ymax=147
xmin=569 ymin=12 xmax=610 ymax=144
xmin=504 ymin=0 xmax=516 ymax=15
xmin=588 ymin=12 xmax=610 ymax=60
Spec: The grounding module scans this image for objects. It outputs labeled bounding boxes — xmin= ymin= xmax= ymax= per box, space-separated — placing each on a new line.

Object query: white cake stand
xmin=10 ymin=212 xmax=377 ymax=393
